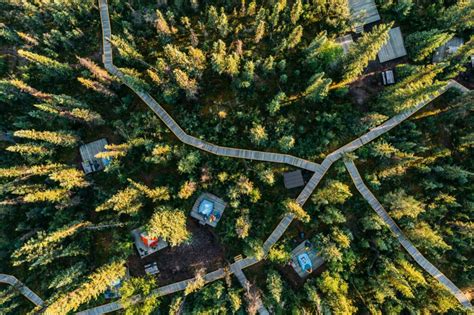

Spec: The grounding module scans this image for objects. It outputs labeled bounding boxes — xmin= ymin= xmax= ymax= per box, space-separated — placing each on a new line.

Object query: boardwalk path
xmin=0 ymin=274 xmax=44 ymax=308
xmin=75 ymin=0 xmax=474 ymax=313
xmin=344 ymin=160 xmax=473 ymax=310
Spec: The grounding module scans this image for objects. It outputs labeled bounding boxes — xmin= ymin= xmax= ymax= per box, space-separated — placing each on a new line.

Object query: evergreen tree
xmin=339 ymin=23 xmax=392 ymax=86
xmin=266 ymin=271 xmax=283 ymax=304
xmin=120 ymin=276 xmax=160 ymax=315
xmin=249 ymin=123 xmax=268 ymax=145
xmin=284 ymin=199 xmax=310 ymax=222
xmin=13 ymin=129 xmax=78 ymax=147
xmin=146 ymin=207 xmax=190 ymax=246
xmin=406 ymin=29 xmax=453 ymax=62
xmin=285 ymin=25 xmax=304 ymax=49
xmin=304 ymin=72 xmax=332 ymax=101
xmin=44 ymin=260 xmax=126 ymax=315
xmin=96 ymin=187 xmax=143 ymax=214
xmin=290 ymin=0 xmax=303 ymax=25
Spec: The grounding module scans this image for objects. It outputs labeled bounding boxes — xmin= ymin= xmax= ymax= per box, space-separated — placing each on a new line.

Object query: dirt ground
xmin=128 ymin=218 xmax=227 ymax=286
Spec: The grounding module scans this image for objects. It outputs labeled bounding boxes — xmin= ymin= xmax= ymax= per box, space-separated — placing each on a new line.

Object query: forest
xmin=0 ymin=0 xmax=473 ymax=314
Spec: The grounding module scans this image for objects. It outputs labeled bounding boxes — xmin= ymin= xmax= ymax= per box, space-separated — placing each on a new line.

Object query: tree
xmin=96 ymin=187 xmax=143 ymax=214
xmin=290 ymin=0 xmax=303 ymax=24
xmin=384 ymin=189 xmax=425 ymax=220
xmin=267 ymin=92 xmax=286 ymax=115
xmin=268 ymin=245 xmax=290 ymax=263
xmin=6 ymin=143 xmax=50 ymax=156
xmin=120 ymin=276 xmax=159 ymax=315
xmin=155 ymin=9 xmax=172 ymax=35
xmin=339 ymin=23 xmax=392 ymax=86
xmin=304 ymin=73 xmax=332 ymax=101
xmin=12 ymin=221 xmax=90 ymax=268
xmin=146 ymin=207 xmax=190 ymax=246
xmin=235 ymin=214 xmax=251 ymax=239
xmin=184 ymin=268 xmax=206 ymax=295
xmin=13 ymin=129 xmax=78 ymax=147
xmin=178 ymin=180 xmax=197 ymax=199
xmin=18 ymin=49 xmax=70 ymax=74
xmin=254 ymin=20 xmax=265 ymax=43
xmin=312 ymin=180 xmax=352 ymax=205
xmin=285 ymin=25 xmax=303 ymax=49
xmin=178 ymin=151 xmax=200 ymax=174
xmin=266 ymin=271 xmax=283 ymax=304
xmin=173 ymin=68 xmax=198 ymax=98
xmin=406 ymin=29 xmax=453 ymax=62
xmin=249 ymin=123 xmax=268 ymax=145
xmin=244 ymin=238 xmax=265 ymax=260
xmin=278 ymin=135 xmax=295 ymax=152
xmin=283 ymin=199 xmax=310 ymax=223
xmin=44 ymin=260 xmax=126 ymax=315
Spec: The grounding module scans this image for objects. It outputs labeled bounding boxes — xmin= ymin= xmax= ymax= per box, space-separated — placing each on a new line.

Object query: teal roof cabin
xmin=191 ymin=193 xmax=226 ymax=227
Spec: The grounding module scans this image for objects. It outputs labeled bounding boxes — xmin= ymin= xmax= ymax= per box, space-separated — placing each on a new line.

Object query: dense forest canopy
xmin=0 ymin=0 xmax=473 ymax=314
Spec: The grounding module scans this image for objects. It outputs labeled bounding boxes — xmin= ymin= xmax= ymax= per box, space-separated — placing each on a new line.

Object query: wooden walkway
xmin=344 ymin=160 xmax=473 ymax=310
xmin=0 ymin=274 xmax=44 ymax=308
xmin=74 ymin=0 xmax=474 ymax=313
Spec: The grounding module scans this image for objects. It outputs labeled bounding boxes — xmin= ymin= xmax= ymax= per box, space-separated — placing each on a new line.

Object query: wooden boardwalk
xmin=344 ymin=160 xmax=473 ymax=310
xmin=74 ymin=0 xmax=474 ymax=313
xmin=0 ymin=274 xmax=44 ymax=308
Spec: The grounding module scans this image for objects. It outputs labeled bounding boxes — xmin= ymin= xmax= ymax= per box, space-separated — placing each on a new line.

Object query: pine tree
xmin=254 ymin=20 xmax=265 ymax=43
xmin=128 ymin=179 xmax=170 ymax=202
xmin=278 ymin=135 xmax=295 ymax=152
xmin=6 ymin=143 xmax=50 ymax=156
xmin=217 ymin=9 xmax=229 ymax=37
xmin=267 ymin=92 xmax=286 ymax=115
xmin=76 ymin=57 xmax=113 ymax=83
xmin=244 ymin=238 xmax=265 ymax=260
xmin=12 ymin=221 xmax=90 ymax=267
xmin=0 ymin=163 xmax=64 ymax=179
xmin=120 ymin=276 xmax=159 ymax=315
xmin=249 ymin=123 xmax=268 ymax=145
xmin=146 ymin=207 xmax=190 ymax=246
xmin=406 ymin=29 xmax=453 ymax=62
xmin=235 ymin=214 xmax=251 ymax=239
xmin=340 ymin=23 xmax=392 ymax=86
xmin=49 ymin=168 xmax=89 ymax=190
xmin=18 ymin=49 xmax=70 ymax=74
xmin=13 ymin=129 xmax=78 ymax=147
xmin=304 ymin=72 xmax=332 ymax=101
xmin=312 ymin=180 xmax=352 ymax=205
xmin=184 ymin=268 xmax=206 ymax=295
xmin=111 ymin=35 xmax=143 ymax=60
xmin=266 ymin=271 xmax=283 ymax=304
xmin=77 ymin=77 xmax=115 ymax=97
xmin=178 ymin=180 xmax=197 ymax=199
xmin=384 ymin=189 xmax=425 ymax=220
xmin=173 ymin=68 xmax=198 ymax=98
xmin=44 ymin=260 xmax=126 ymax=315
xmin=96 ymin=187 xmax=143 ymax=214
xmin=286 ymin=25 xmax=303 ymax=49
xmin=155 ymin=9 xmax=172 ymax=35
xmin=211 ymin=40 xmax=227 ymax=74
xmin=283 ymin=199 xmax=310 ymax=222
xmin=290 ymin=0 xmax=303 ymax=25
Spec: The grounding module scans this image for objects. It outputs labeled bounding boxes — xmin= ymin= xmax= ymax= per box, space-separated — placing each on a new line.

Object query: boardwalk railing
xmin=344 ymin=160 xmax=473 ymax=310
xmin=73 ymin=0 xmax=474 ymax=313
xmin=0 ymin=274 xmax=44 ymax=308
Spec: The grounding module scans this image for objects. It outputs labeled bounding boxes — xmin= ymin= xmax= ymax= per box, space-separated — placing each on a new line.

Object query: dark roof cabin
xmin=283 ymin=170 xmax=305 ymax=189
xmin=190 ymin=193 xmax=226 ymax=227
xmin=377 ymin=27 xmax=407 ymax=63
xmin=348 ymin=0 xmax=381 ymax=32
xmin=79 ymin=138 xmax=110 ymax=174
xmin=382 ymin=70 xmax=395 ymax=85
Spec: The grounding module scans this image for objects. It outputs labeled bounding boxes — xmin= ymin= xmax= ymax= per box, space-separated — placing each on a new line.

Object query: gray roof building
xmin=79 ymin=138 xmax=110 ymax=174
xmin=190 ymin=193 xmax=226 ymax=227
xmin=283 ymin=170 xmax=305 ymax=189
xmin=433 ymin=37 xmax=464 ymax=63
xmin=348 ymin=0 xmax=381 ymax=31
xmin=336 ymin=34 xmax=354 ymax=55
xmin=377 ymin=27 xmax=407 ymax=63
xmin=132 ymin=228 xmax=168 ymax=259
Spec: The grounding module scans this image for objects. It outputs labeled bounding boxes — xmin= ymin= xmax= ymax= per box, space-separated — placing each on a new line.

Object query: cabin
xmin=190 ymin=193 xmax=226 ymax=227
xmin=433 ymin=37 xmax=464 ymax=63
xmin=132 ymin=228 xmax=168 ymax=259
xmin=79 ymin=138 xmax=110 ymax=174
xmin=283 ymin=170 xmax=305 ymax=189
xmin=290 ymin=240 xmax=324 ymax=278
xmin=377 ymin=27 xmax=407 ymax=63
xmin=335 ymin=34 xmax=354 ymax=55
xmin=381 ymin=70 xmax=395 ymax=85
xmin=348 ymin=0 xmax=381 ymax=32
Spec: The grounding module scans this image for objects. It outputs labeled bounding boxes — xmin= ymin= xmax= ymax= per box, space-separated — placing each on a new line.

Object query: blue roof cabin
xmin=290 ymin=240 xmax=324 ymax=278
xmin=190 ymin=193 xmax=227 ymax=227
xmin=79 ymin=138 xmax=110 ymax=174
